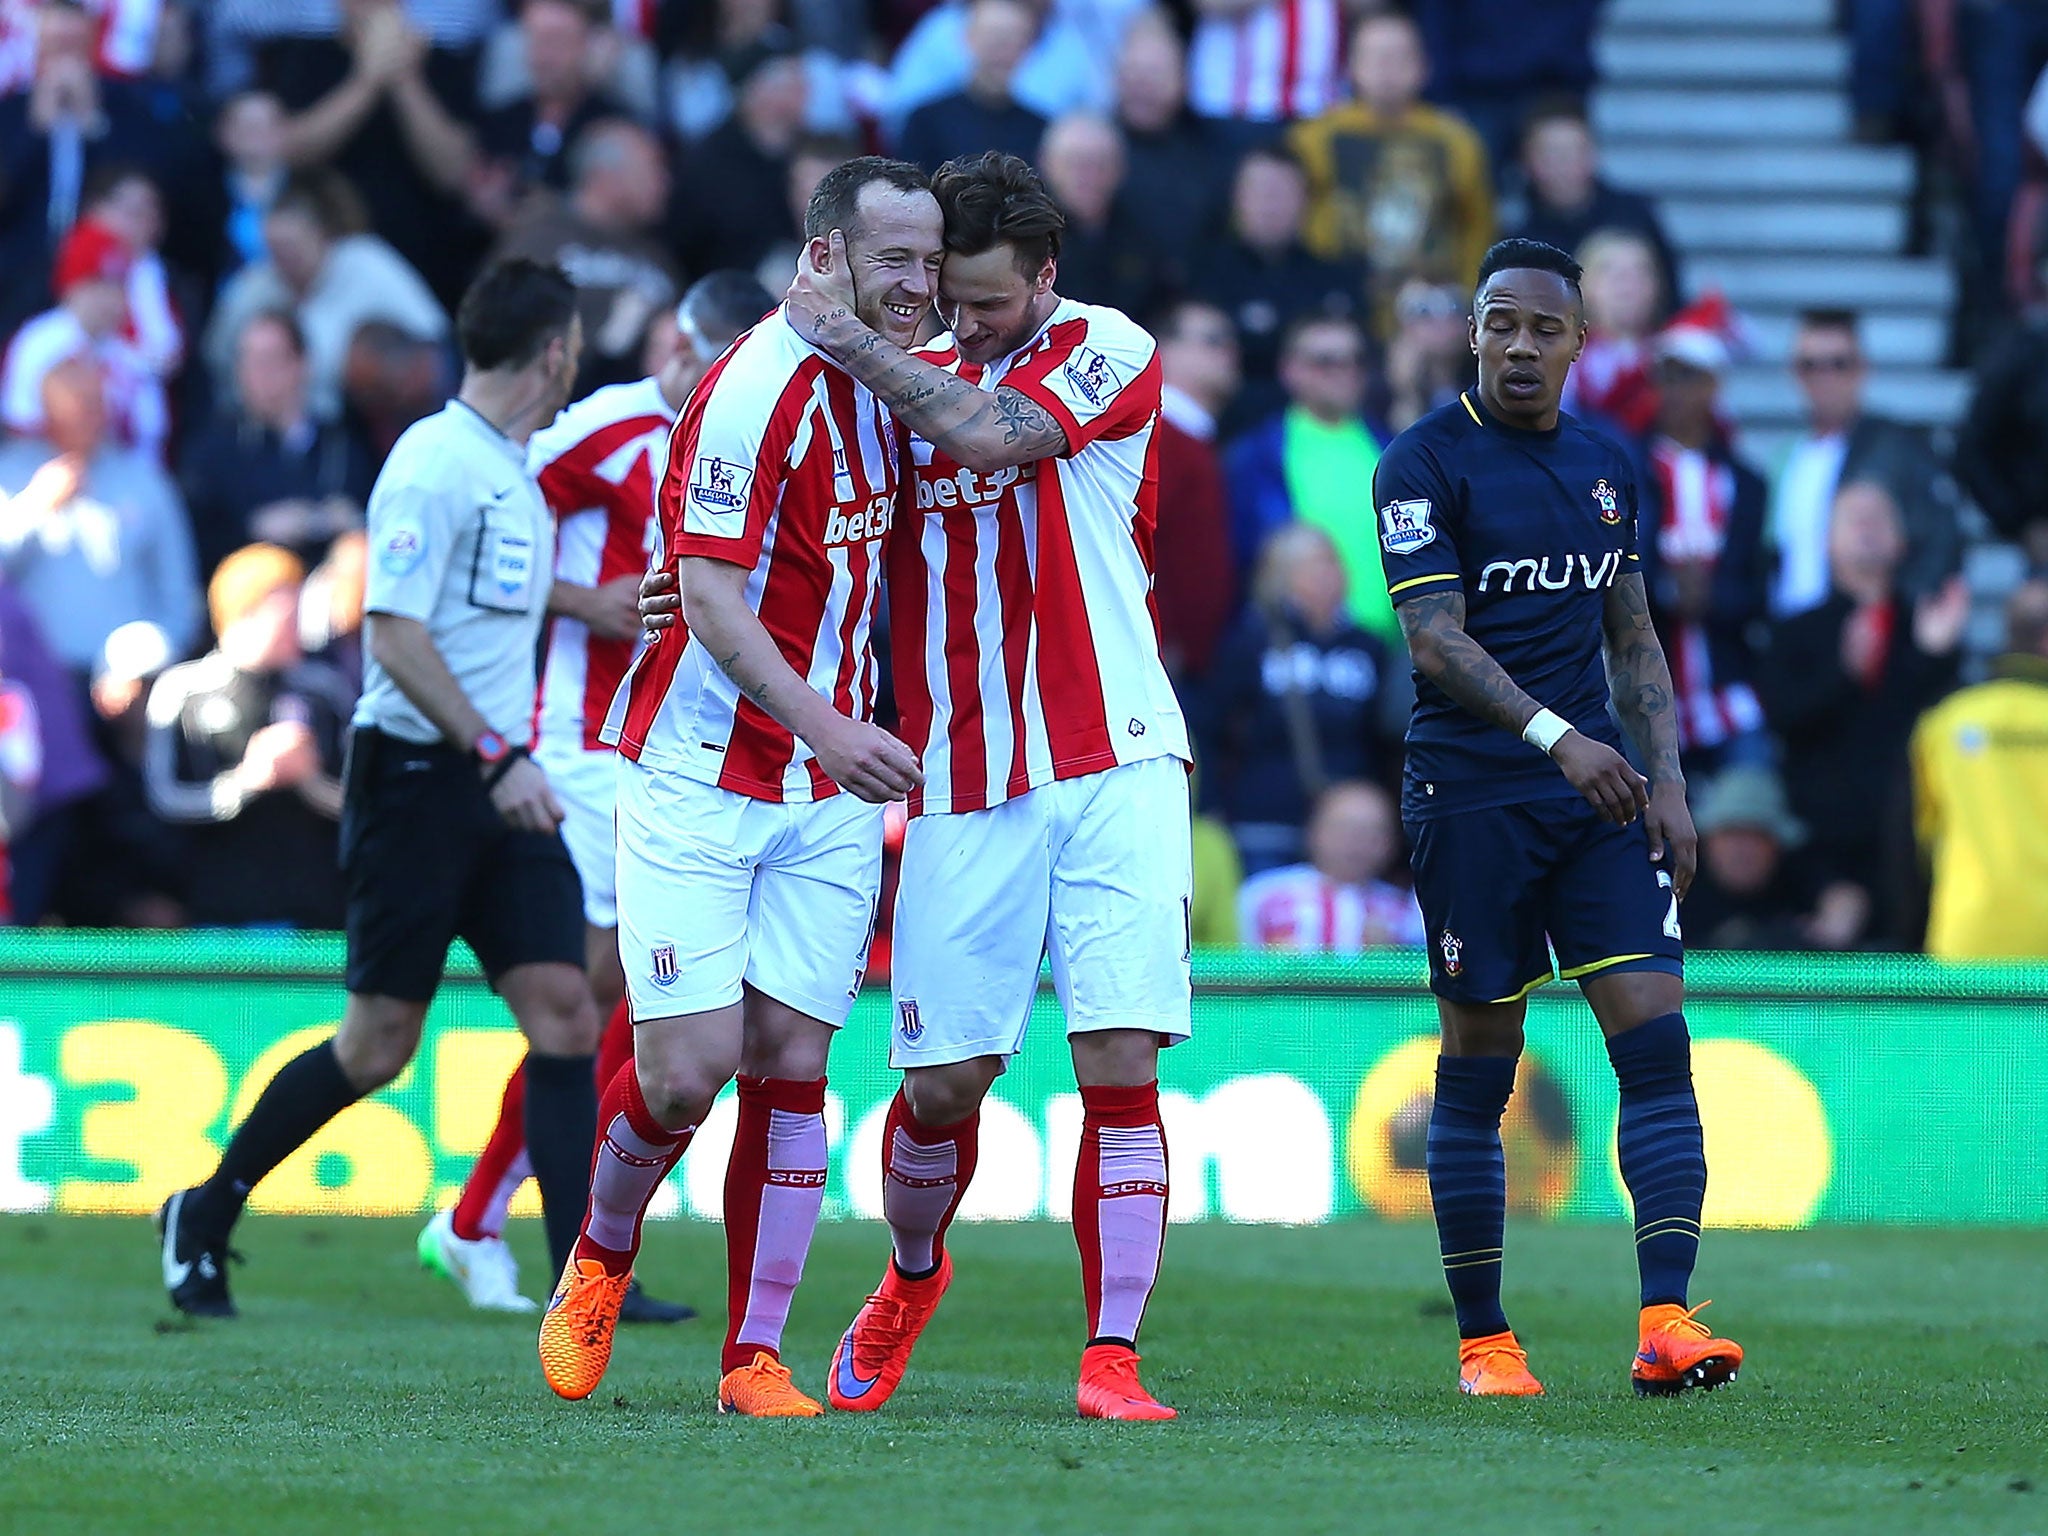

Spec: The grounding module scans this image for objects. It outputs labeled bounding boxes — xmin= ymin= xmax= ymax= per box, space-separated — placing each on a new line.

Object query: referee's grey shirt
xmin=354 ymin=400 xmax=554 ymax=747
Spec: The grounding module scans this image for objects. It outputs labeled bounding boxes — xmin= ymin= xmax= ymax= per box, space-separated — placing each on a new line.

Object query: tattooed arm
xmin=1601 ymin=571 xmax=1697 ymax=890
xmin=1396 ymin=587 xmax=1651 ymax=827
xmin=1601 ymin=572 xmax=1684 ymax=785
xmin=1396 ymin=588 xmax=1546 ymax=736
xmin=676 ymin=556 xmax=921 ymax=802
xmin=823 ymin=323 xmax=1068 ymax=473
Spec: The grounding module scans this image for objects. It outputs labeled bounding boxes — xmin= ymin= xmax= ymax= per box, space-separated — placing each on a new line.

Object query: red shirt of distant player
xmin=604 ymin=309 xmax=899 ymax=801
xmin=528 ymin=376 xmax=673 ymax=751
xmin=890 ymin=297 xmax=1191 ymax=816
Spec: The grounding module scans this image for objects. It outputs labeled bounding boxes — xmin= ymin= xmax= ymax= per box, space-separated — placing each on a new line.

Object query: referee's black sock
xmin=190 ymin=1040 xmax=361 ymax=1239
xmin=524 ymin=1051 xmax=598 ymax=1279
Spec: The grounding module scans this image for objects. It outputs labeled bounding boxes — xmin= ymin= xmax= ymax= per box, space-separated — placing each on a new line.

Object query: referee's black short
xmin=339 ymin=727 xmax=585 ymax=1001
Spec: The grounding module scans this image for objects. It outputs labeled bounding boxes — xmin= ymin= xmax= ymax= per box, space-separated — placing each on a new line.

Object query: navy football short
xmin=1406 ymin=795 xmax=1684 ymax=1005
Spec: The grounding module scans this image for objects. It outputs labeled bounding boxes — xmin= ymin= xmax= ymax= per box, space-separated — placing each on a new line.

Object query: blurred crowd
xmin=0 ymin=0 xmax=2043 ymax=960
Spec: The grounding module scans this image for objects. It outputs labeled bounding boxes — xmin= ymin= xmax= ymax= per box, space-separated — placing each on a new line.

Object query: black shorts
xmin=340 ymin=728 xmax=585 ymax=1002
xmin=1406 ymin=795 xmax=1684 ymax=1005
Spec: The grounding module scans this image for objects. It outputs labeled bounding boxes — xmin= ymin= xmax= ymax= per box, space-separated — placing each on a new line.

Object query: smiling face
xmin=1471 ymin=267 xmax=1584 ymax=429
xmin=939 ymin=242 xmax=1057 ymax=365
xmin=839 ymin=182 xmax=945 ymax=348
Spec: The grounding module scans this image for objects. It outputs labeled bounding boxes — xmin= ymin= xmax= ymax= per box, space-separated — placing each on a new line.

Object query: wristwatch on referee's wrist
xmin=475 ymin=730 xmax=522 ymax=788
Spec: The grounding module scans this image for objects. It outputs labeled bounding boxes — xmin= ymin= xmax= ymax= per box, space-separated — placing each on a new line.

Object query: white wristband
xmin=1521 ymin=708 xmax=1572 ymax=754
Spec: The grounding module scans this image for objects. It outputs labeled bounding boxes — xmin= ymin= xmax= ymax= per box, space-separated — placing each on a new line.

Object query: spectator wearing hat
xmin=181 ymin=310 xmax=374 ymax=578
xmin=897 ymin=0 xmax=1046 ymax=173
xmin=1638 ymin=313 xmax=1771 ymax=775
xmin=668 ymin=35 xmax=810 ymax=278
xmin=1910 ymin=580 xmax=2048 ymax=959
xmin=1226 ymin=313 xmax=1397 ymax=646
xmin=0 ymin=357 xmax=199 ymax=691
xmin=1757 ymin=479 xmax=1970 ymax=949
xmin=493 ymin=118 xmax=677 ymax=395
xmin=1190 ymin=144 xmax=1367 ymax=433
xmin=1770 ymin=309 xmax=1961 ymax=619
xmin=1290 ymin=11 xmax=1493 ymax=340
xmin=1682 ymin=765 xmax=1867 ymax=951
xmin=203 ymin=172 xmax=449 ymax=424
xmin=143 ymin=542 xmax=354 ymax=929
xmin=0 ymin=216 xmax=168 ymax=458
xmin=1508 ymin=98 xmax=1680 ymax=313
xmin=1236 ymin=779 xmax=1423 ymax=952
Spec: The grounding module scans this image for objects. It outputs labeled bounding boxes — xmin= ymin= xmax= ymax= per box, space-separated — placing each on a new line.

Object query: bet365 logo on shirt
xmin=823 ymin=493 xmax=893 ymax=547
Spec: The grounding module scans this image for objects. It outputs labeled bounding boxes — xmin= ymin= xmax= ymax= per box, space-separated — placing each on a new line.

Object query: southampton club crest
xmin=1590 ymin=478 xmax=1622 ymax=525
xmin=1438 ymin=930 xmax=1464 ymax=978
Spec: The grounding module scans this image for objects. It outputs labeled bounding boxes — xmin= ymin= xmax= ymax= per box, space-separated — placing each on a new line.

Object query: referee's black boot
xmin=155 ymin=1187 xmax=239 ymax=1319
xmin=618 ymin=1278 xmax=696 ymax=1325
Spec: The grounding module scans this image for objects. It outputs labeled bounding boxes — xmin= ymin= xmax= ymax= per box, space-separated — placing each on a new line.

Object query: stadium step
xmin=1660 ymin=197 xmax=1908 ymax=255
xmin=1740 ymin=310 xmax=1948 ymax=369
xmin=1606 ymin=0 xmax=1834 ymax=29
xmin=1686 ymin=255 xmax=1955 ymax=313
xmin=1596 ymin=31 xmax=1850 ymax=87
xmin=1604 ymin=142 xmax=1916 ymax=200
xmin=1593 ymin=87 xmax=1851 ymax=141
xmin=1720 ymin=365 xmax=1973 ymax=428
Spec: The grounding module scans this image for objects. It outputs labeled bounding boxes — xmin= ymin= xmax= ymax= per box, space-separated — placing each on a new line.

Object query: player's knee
xmin=902 ymin=1060 xmax=998 ymax=1126
xmin=509 ymin=967 xmax=603 ymax=1055
xmin=635 ymin=1049 xmax=732 ymax=1131
xmin=333 ymin=1002 xmax=422 ymax=1091
xmin=1070 ymin=1029 xmax=1161 ymax=1088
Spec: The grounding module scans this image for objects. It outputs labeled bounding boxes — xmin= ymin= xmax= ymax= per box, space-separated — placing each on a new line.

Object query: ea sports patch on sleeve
xmin=1379 ymin=498 xmax=1436 ymax=554
xmin=686 ymin=453 xmax=753 ymax=535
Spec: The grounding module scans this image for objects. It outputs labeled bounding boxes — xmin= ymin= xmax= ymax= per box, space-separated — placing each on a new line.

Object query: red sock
xmin=593 ymin=997 xmax=634 ymax=1094
xmin=882 ymin=1087 xmax=978 ymax=1276
xmin=1074 ymin=1081 xmax=1169 ymax=1345
xmin=574 ymin=1059 xmax=692 ymax=1276
xmin=451 ymin=1062 xmax=528 ymax=1242
xmin=722 ymin=1075 xmax=828 ymax=1373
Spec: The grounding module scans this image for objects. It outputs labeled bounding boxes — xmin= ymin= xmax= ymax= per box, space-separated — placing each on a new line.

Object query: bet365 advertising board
xmin=2 ymin=934 xmax=2043 ymax=1226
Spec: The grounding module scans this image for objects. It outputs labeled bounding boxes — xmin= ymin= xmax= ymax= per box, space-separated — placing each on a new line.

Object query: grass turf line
xmin=2 ymin=1216 xmax=2044 ymax=1535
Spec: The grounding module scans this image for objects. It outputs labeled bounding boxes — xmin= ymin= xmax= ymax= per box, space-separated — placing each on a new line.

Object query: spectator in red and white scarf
xmin=80 ymin=162 xmax=182 ymax=380
xmin=1187 ymin=0 xmax=1345 ymax=135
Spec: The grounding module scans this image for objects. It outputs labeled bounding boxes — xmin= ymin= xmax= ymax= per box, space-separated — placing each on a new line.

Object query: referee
xmin=159 ymin=260 xmax=602 ymax=1319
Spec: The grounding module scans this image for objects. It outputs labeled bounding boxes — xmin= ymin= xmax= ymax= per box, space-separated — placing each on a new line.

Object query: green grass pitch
xmin=3 ymin=1215 xmax=2044 ymax=1535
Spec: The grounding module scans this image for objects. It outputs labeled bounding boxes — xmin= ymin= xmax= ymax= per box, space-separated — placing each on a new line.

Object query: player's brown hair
xmin=804 ymin=155 xmax=931 ymax=242
xmin=932 ymin=151 xmax=1066 ymax=278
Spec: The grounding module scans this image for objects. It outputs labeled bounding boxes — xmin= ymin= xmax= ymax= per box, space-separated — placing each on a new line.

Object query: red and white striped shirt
xmin=1188 ymin=0 xmax=1344 ymax=124
xmin=604 ymin=310 xmax=899 ymax=802
xmin=892 ymin=298 xmax=1189 ymax=817
xmin=529 ymin=375 xmax=672 ymax=752
xmin=1237 ymin=866 xmax=1425 ymax=952
xmin=1648 ymin=438 xmax=1765 ymax=752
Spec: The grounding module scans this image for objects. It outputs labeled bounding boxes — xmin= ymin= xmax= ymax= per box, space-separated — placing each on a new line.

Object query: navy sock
xmin=192 ymin=1040 xmax=360 ymax=1238
xmin=1607 ymin=1012 xmax=1707 ymax=1308
xmin=1427 ymin=1054 xmax=1518 ymax=1339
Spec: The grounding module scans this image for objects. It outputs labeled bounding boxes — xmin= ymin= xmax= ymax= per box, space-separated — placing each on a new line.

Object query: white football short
xmin=533 ymin=738 xmax=619 ymax=929
xmin=889 ymin=754 xmax=1193 ymax=1069
xmin=616 ymin=760 xmax=884 ymax=1028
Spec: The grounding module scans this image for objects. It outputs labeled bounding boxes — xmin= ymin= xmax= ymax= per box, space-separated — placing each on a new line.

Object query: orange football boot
xmin=1632 ymin=1301 xmax=1743 ymax=1396
xmin=718 ymin=1351 xmax=824 ymax=1417
xmin=1076 ymin=1343 xmax=1177 ymax=1421
xmin=828 ymin=1252 xmax=952 ymax=1412
xmin=1458 ymin=1330 xmax=1546 ymax=1396
xmin=538 ymin=1257 xmax=631 ymax=1401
